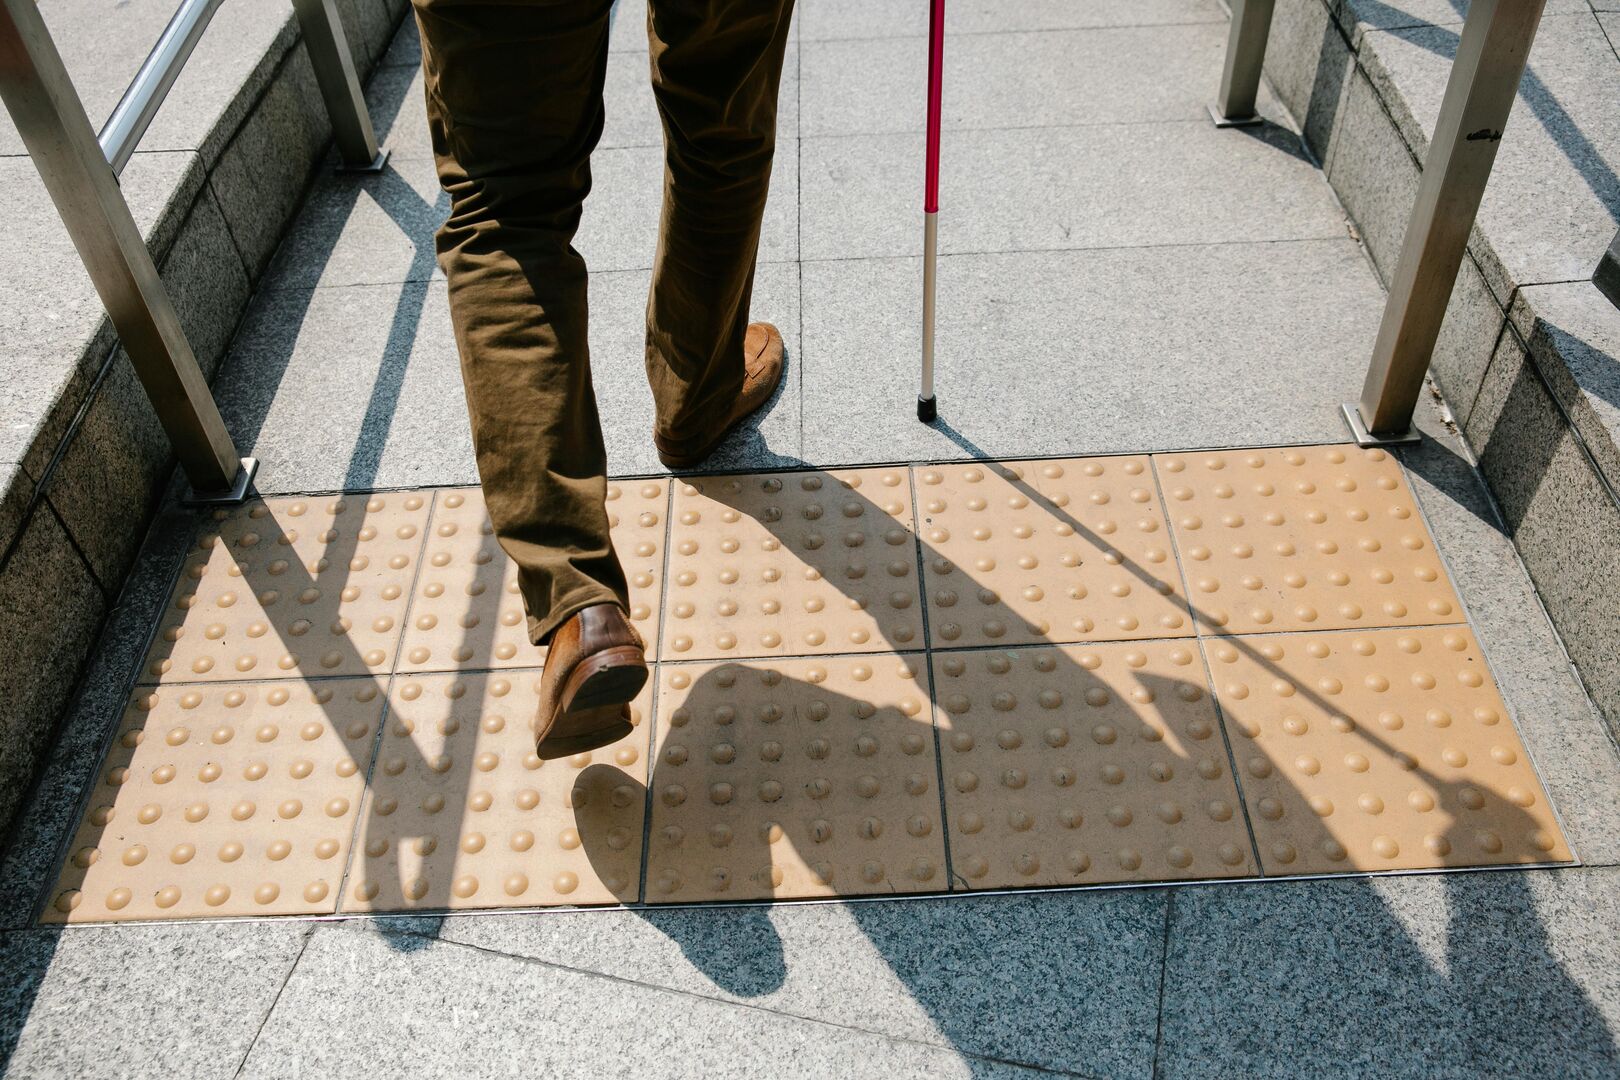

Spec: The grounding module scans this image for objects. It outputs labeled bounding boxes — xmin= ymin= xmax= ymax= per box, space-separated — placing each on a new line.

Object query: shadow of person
xmin=571 ymin=449 xmax=1614 ymax=1073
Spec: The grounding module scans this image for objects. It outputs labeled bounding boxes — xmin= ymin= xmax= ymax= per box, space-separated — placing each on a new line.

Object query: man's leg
xmin=644 ymin=0 xmax=796 ymax=460
xmin=413 ymin=0 xmax=625 ymax=646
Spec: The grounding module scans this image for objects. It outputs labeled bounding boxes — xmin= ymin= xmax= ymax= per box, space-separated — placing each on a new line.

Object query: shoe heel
xmin=560 ymin=647 xmax=648 ymax=713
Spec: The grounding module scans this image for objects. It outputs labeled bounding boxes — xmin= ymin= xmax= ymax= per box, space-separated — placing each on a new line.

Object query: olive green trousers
xmin=411 ymin=0 xmax=794 ymax=643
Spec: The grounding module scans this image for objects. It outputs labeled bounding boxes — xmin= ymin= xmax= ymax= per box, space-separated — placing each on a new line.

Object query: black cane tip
xmin=917 ymin=395 xmax=937 ymax=423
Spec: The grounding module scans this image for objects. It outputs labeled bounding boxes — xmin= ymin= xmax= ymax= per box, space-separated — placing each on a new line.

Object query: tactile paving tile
xmin=396 ymin=480 xmax=667 ymax=672
xmin=935 ymin=642 xmax=1256 ymax=889
xmin=646 ymin=654 xmax=947 ymax=901
xmin=43 ymin=679 xmax=384 ymax=922
xmin=141 ymin=493 xmax=432 ymax=683
xmin=1206 ymin=627 xmax=1570 ymax=875
xmin=342 ymin=671 xmax=649 ymax=912
xmin=1155 ymin=445 xmax=1463 ymax=635
xmin=915 ymin=457 xmax=1192 ymax=648
xmin=662 ymin=469 xmax=924 ymax=659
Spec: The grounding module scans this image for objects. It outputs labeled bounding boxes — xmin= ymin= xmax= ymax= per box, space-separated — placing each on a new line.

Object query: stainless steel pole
xmin=291 ymin=0 xmax=386 ymax=172
xmin=0 ymin=0 xmax=253 ymax=502
xmin=1344 ymin=0 xmax=1546 ymax=445
xmin=1593 ymin=226 xmax=1620 ymax=311
xmin=1209 ymin=0 xmax=1274 ymax=128
xmin=98 ymin=0 xmax=227 ymax=175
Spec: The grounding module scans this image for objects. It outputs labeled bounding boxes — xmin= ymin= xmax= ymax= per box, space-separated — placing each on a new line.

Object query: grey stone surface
xmin=1158 ymin=868 xmax=1620 ymax=1078
xmin=426 ymin=889 xmax=1167 ymax=1078
xmin=1323 ymin=65 xmax=1420 ymax=285
xmin=798 ymin=0 xmax=1222 ymax=41
xmin=1511 ymin=280 xmax=1620 ymax=497
xmin=580 ymin=142 xmax=800 ymax=271
xmin=1336 ymin=0 xmax=1590 ymax=36
xmin=1466 ymin=326 xmax=1620 ymax=739
xmin=335 ymin=0 xmax=402 ymax=72
xmin=0 ymin=468 xmax=32 ymax=566
xmin=270 ymin=126 xmax=795 ymax=291
xmin=1400 ymin=401 xmax=1620 ymax=866
xmin=363 ymin=64 xmax=427 ymax=159
xmin=239 ymin=925 xmax=1052 ymax=1079
xmin=380 ymin=6 xmax=422 ymax=67
xmin=211 ymin=261 xmax=799 ymax=491
xmin=43 ymin=358 xmax=171 ymax=595
xmin=802 ymin=21 xmax=1282 ymax=137
xmin=0 ymin=503 xmax=106 ymax=840
xmin=1264 ymin=0 xmax=1355 ymax=157
xmin=43 ymin=192 xmax=245 ymax=588
xmin=0 ymin=0 xmax=295 ymax=162
xmin=1359 ymin=15 xmax=1620 ymax=302
xmin=0 ymin=922 xmax=310 ymax=1079
xmin=263 ymin=154 xmax=448 ymax=291
xmin=799 ymin=237 xmax=1386 ymax=464
xmin=0 ymin=151 xmax=203 ymax=478
xmin=1427 ymin=251 xmax=1508 ymax=427
xmin=587 ymin=261 xmax=803 ymax=475
xmin=209 ymin=47 xmax=333 ymax=280
xmin=0 ymin=491 xmax=196 ymax=931
xmin=802 ymin=120 xmax=1344 ymax=262
xmin=212 ymin=280 xmax=475 ymax=494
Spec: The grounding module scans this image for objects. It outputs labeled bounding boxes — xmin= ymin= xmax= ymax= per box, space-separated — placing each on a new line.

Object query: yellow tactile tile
xmin=1206 ymin=627 xmax=1570 ymax=875
xmin=141 ymin=493 xmax=432 ymax=683
xmin=43 ymin=679 xmax=384 ymax=922
xmin=915 ymin=457 xmax=1192 ymax=648
xmin=646 ymin=654 xmax=947 ymax=901
xmin=935 ymin=642 xmax=1256 ymax=889
xmin=1156 ymin=445 xmax=1462 ymax=635
xmin=396 ymin=480 xmax=667 ymax=673
xmin=342 ymin=671 xmax=648 ymax=912
xmin=662 ymin=469 xmax=923 ymax=660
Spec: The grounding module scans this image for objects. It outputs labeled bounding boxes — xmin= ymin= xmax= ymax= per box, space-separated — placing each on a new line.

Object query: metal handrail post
xmin=1592 ymin=226 xmax=1620 ymax=311
xmin=1209 ymin=0 xmax=1274 ymax=128
xmin=99 ymin=0 xmax=227 ymax=175
xmin=0 ymin=0 xmax=254 ymax=502
xmin=1344 ymin=0 xmax=1546 ymax=446
xmin=291 ymin=0 xmax=387 ymax=172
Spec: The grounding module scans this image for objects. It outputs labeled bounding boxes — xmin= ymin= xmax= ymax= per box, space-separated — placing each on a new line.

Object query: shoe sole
xmin=657 ymin=413 xmax=751 ymax=470
xmin=535 ymin=647 xmax=648 ymax=758
xmin=535 ymin=706 xmax=635 ymax=760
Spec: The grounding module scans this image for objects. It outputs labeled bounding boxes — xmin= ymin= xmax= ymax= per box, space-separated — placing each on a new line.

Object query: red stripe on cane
xmin=923 ymin=0 xmax=945 ymax=213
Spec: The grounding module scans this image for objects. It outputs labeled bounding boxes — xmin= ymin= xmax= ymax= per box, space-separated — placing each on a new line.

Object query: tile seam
xmin=1147 ymin=452 xmax=1268 ymax=878
xmin=795 ymin=33 xmax=805 ymax=458
xmin=330 ymin=485 xmax=439 ymax=915
xmin=907 ymin=464 xmax=960 ymax=891
xmin=796 ymin=232 xmax=1362 ymax=269
xmin=1149 ymin=888 xmax=1173 ymax=1080
xmin=331 ymin=673 xmax=403 ymax=917
xmin=230 ymin=924 xmax=315 ymax=1080
xmin=796 ymin=17 xmax=1229 ymax=49
xmin=250 ymin=225 xmax=1352 ymax=296
xmin=367 ymin=927 xmax=1107 ymax=1079
xmin=33 ymin=860 xmax=1586 ymax=930
xmin=225 ymin=433 xmax=1387 ymax=501
xmin=637 ymin=479 xmax=678 ymax=904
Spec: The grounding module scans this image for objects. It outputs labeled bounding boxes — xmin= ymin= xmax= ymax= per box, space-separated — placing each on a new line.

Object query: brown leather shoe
xmin=654 ymin=322 xmax=785 ymax=469
xmin=534 ymin=603 xmax=648 ymax=758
